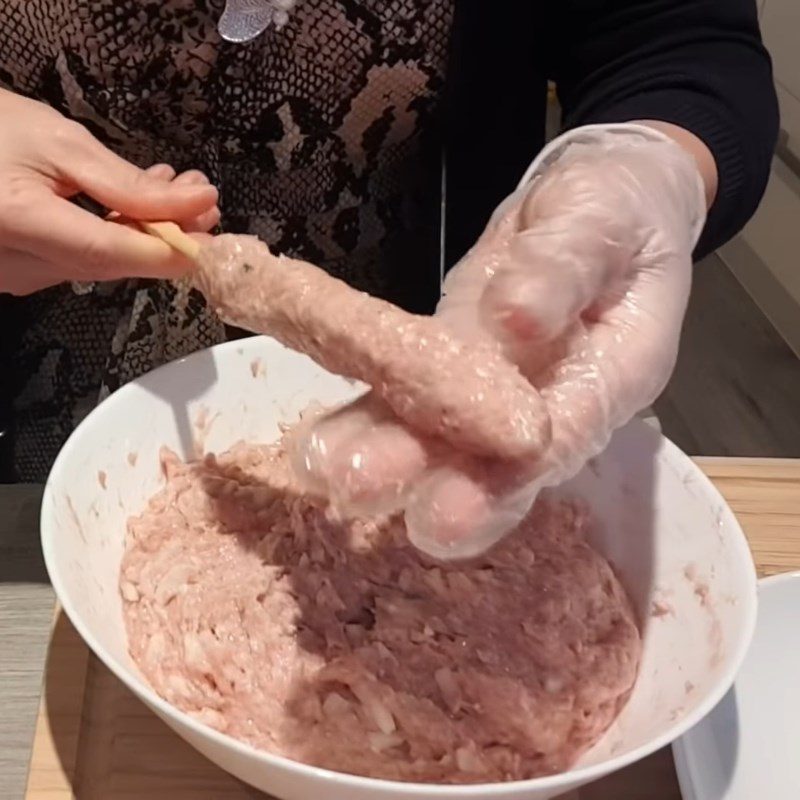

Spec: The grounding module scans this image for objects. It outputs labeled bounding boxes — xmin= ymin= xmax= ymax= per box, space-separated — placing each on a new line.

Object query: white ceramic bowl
xmin=41 ymin=336 xmax=757 ymax=800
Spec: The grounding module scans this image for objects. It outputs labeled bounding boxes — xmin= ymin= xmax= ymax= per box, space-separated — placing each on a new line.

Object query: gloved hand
xmin=0 ymin=88 xmax=219 ymax=295
xmin=291 ymin=123 xmax=707 ymax=558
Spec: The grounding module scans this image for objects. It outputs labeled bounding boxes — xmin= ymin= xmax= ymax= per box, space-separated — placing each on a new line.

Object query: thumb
xmin=479 ymin=198 xmax=635 ymax=353
xmin=405 ymin=463 xmax=538 ymax=560
xmin=60 ymin=129 xmax=218 ymax=221
xmin=538 ymin=253 xmax=692 ymax=487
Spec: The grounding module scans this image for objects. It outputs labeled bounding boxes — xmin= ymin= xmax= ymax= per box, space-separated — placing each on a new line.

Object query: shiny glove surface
xmin=291 ymin=123 xmax=707 ymax=558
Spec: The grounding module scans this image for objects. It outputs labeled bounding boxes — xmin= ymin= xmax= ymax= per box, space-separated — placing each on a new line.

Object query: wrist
xmin=635 ymin=120 xmax=718 ymax=209
xmin=517 ymin=122 xmax=707 ymax=252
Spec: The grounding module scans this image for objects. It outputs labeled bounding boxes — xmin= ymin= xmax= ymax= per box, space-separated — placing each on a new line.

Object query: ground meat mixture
xmin=121 ymin=439 xmax=641 ymax=783
xmin=195 ymin=234 xmax=551 ymax=462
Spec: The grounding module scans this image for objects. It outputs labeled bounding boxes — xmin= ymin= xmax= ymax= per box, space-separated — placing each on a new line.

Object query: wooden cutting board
xmin=24 ymin=458 xmax=800 ymax=800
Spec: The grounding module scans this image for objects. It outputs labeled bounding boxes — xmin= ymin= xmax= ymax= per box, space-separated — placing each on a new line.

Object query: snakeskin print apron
xmin=0 ymin=0 xmax=453 ymax=480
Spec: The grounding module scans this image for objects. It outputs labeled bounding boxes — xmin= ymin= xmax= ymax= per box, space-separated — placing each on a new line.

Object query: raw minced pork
xmin=121 ymin=441 xmax=641 ymax=783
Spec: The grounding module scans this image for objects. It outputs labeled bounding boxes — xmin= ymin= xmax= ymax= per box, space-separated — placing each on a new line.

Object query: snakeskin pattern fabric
xmin=0 ymin=0 xmax=453 ymax=479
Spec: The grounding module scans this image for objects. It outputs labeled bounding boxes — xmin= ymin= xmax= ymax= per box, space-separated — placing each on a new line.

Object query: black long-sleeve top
xmin=444 ymin=0 xmax=779 ymax=265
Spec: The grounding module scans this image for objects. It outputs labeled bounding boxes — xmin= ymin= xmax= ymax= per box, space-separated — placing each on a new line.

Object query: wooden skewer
xmin=107 ymin=212 xmax=202 ymax=261
xmin=135 ymin=221 xmax=202 ymax=261
xmin=116 ymin=216 xmax=552 ymax=461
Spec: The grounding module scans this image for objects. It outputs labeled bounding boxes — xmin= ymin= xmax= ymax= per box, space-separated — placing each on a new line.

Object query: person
xmin=0 ymin=1 xmax=778 ymax=526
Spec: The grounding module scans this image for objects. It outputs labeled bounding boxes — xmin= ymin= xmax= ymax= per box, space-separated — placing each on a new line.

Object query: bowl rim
xmin=40 ymin=336 xmax=759 ymax=796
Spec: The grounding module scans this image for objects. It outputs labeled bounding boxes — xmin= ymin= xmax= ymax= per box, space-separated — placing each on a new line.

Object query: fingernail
xmin=146 ymin=163 xmax=177 ymax=180
xmin=181 ymin=183 xmax=218 ymax=201
xmin=175 ymin=170 xmax=212 ymax=187
xmin=329 ymin=425 xmax=428 ymax=516
xmin=286 ymin=405 xmax=370 ymax=496
xmin=287 ymin=425 xmax=333 ymax=497
xmin=405 ymin=468 xmax=492 ymax=558
xmin=481 ymin=266 xmax=572 ymax=346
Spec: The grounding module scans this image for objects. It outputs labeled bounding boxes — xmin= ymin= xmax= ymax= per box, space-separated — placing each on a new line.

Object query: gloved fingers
xmin=326 ymin=420 xmax=430 ymax=516
xmin=441 ymin=126 xmax=705 ymax=360
xmin=288 ymin=394 xmax=381 ymax=495
xmin=288 ymin=394 xmax=431 ymax=516
xmin=439 ymin=150 xmax=641 ymax=350
xmin=477 ymin=234 xmax=608 ymax=352
xmin=538 ymin=252 xmax=691 ymax=483
xmin=478 ymin=163 xmax=643 ymax=355
xmin=288 ymin=391 xmax=540 ymax=558
xmin=404 ymin=463 xmax=540 ymax=560
xmin=536 ymin=342 xmax=617 ymax=484
xmin=435 ymin=183 xmax=530 ymax=341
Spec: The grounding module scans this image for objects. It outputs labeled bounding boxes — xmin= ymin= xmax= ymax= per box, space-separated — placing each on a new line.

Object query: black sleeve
xmin=548 ymin=0 xmax=779 ymax=258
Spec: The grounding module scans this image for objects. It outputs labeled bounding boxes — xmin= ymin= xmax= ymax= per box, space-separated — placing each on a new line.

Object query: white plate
xmin=672 ymin=571 xmax=800 ymax=799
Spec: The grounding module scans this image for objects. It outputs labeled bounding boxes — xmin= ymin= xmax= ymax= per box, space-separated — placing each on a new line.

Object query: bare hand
xmin=0 ymin=89 xmax=219 ymax=295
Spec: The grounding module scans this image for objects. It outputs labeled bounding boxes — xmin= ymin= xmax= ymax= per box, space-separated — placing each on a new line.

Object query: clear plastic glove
xmin=0 ymin=89 xmax=219 ymax=296
xmin=291 ymin=123 xmax=707 ymax=558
